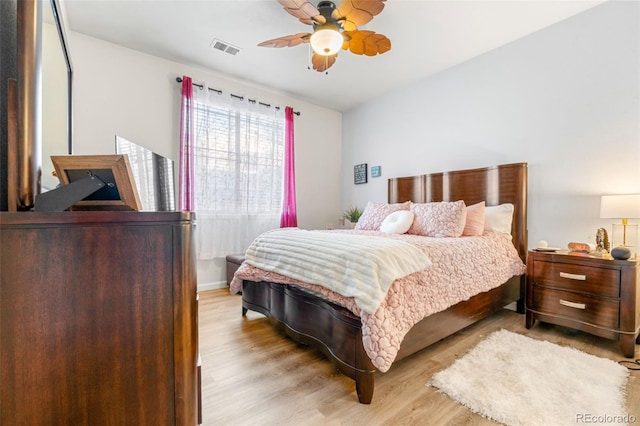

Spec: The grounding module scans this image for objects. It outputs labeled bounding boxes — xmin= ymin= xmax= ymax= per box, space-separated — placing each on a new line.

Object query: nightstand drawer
xmin=532 ymin=287 xmax=619 ymax=329
xmin=532 ymin=261 xmax=620 ymax=297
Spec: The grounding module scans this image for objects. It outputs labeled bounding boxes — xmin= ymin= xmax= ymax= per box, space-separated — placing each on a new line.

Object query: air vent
xmin=210 ymin=39 xmax=241 ymax=56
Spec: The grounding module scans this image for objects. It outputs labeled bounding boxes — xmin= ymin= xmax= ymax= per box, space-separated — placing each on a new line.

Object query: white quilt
xmin=244 ymin=228 xmax=432 ymax=314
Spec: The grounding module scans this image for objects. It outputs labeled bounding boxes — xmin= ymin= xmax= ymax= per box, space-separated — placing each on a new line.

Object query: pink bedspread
xmin=230 ymin=230 xmax=526 ymax=372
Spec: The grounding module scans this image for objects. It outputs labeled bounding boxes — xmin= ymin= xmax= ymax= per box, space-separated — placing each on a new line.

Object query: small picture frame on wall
xmin=354 ymin=163 xmax=368 ymax=184
xmin=371 ymin=165 xmax=381 ymax=178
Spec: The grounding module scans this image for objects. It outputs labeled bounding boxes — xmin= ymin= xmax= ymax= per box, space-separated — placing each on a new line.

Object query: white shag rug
xmin=429 ymin=330 xmax=630 ymax=426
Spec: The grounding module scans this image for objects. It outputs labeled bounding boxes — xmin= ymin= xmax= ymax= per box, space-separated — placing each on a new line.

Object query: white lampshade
xmin=310 ymin=28 xmax=343 ymax=56
xmin=600 ymin=194 xmax=640 ymax=220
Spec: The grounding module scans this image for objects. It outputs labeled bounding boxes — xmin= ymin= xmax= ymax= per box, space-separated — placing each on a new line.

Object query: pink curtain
xmin=179 ymin=76 xmax=195 ymax=211
xmin=280 ymin=106 xmax=297 ymax=227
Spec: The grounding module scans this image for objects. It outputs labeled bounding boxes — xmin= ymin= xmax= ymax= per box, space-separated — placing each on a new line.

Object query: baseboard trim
xmin=198 ymin=281 xmax=227 ymax=292
xmin=504 ymin=301 xmax=517 ymax=311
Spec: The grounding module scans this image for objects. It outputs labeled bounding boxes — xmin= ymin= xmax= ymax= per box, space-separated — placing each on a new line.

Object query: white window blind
xmin=192 ymin=95 xmax=285 ymax=259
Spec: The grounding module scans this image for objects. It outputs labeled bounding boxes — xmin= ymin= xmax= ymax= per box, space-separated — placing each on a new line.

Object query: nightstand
xmin=526 ymin=250 xmax=640 ymax=357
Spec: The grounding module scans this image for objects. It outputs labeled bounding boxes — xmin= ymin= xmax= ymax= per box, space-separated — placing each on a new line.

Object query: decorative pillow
xmin=484 ymin=203 xmax=514 ymax=235
xmin=355 ymin=201 xmax=411 ymax=231
xmin=408 ymin=200 xmax=467 ymax=237
xmin=462 ymin=201 xmax=486 ymax=236
xmin=380 ymin=210 xmax=415 ymax=234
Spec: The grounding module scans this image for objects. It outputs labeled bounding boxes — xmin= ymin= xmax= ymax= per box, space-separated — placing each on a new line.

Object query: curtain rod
xmin=175 ymin=77 xmax=300 ymax=116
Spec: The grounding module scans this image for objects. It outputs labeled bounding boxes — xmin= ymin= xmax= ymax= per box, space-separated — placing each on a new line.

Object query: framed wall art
xmin=354 ymin=163 xmax=368 ymax=184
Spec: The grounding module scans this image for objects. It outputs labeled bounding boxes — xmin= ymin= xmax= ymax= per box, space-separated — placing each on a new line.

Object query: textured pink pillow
xmin=355 ymin=201 xmax=411 ymax=231
xmin=408 ymin=201 xmax=467 ymax=237
xmin=462 ymin=201 xmax=486 ymax=236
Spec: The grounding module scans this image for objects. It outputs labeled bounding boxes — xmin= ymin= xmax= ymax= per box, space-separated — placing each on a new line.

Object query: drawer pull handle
xmin=559 ymin=299 xmax=586 ymax=310
xmin=559 ymin=272 xmax=586 ymax=281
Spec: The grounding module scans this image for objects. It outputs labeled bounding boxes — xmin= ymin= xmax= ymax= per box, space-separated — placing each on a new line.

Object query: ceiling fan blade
xmin=258 ymin=33 xmax=311 ymax=48
xmin=278 ymin=0 xmax=326 ymax=25
xmin=311 ymin=52 xmax=337 ymax=72
xmin=343 ymin=30 xmax=391 ymax=56
xmin=333 ymin=0 xmax=386 ymax=29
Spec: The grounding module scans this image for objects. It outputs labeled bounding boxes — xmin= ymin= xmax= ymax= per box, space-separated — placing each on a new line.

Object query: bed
xmin=231 ymin=162 xmax=528 ymax=404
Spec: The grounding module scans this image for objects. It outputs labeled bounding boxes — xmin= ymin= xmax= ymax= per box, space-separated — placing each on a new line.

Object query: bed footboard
xmin=241 ymin=280 xmax=377 ymax=403
xmin=241 ymin=276 xmax=523 ymax=404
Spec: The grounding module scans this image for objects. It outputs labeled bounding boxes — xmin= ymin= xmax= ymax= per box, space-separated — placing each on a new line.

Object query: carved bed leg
xmin=353 ymin=326 xmax=376 ymax=404
xmin=525 ymin=311 xmax=535 ymax=329
xmin=355 ymin=370 xmax=374 ymax=404
xmin=516 ymin=277 xmax=526 ymax=314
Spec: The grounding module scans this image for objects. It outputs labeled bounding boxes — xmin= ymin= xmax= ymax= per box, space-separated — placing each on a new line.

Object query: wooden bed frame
xmin=241 ymin=162 xmax=528 ymax=403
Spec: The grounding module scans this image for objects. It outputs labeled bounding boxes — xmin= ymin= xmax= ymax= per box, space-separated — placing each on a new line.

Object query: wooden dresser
xmin=526 ymin=250 xmax=639 ymax=357
xmin=0 ymin=211 xmax=199 ymax=425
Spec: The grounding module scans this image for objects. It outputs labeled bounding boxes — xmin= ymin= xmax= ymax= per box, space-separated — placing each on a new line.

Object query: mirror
xmin=41 ymin=0 xmax=73 ymax=191
xmin=115 ymin=136 xmax=176 ymax=211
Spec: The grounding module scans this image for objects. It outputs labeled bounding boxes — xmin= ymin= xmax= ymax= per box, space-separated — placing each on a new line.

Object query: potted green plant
xmin=342 ymin=206 xmax=363 ymax=228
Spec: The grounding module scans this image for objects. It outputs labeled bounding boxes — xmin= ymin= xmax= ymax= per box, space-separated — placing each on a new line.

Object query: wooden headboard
xmin=388 ymin=162 xmax=528 ymax=261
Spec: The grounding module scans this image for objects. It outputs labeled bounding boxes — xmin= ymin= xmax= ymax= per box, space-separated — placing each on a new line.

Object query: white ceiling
xmin=62 ymin=0 xmax=604 ymax=112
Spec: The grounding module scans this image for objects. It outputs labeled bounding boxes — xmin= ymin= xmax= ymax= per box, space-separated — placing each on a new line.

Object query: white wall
xmin=342 ymin=1 xmax=639 ymax=251
xmin=68 ymin=32 xmax=343 ymax=288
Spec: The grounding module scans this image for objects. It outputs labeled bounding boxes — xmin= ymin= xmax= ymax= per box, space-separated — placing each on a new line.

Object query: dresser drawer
xmin=532 ymin=287 xmax=620 ymax=330
xmin=532 ymin=261 xmax=620 ymax=298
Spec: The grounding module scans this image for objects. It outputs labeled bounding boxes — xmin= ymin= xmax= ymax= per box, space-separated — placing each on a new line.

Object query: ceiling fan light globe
xmin=310 ymin=29 xmax=343 ymax=56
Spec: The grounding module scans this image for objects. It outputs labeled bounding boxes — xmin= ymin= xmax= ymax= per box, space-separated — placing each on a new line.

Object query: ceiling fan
xmin=258 ymin=0 xmax=391 ymax=72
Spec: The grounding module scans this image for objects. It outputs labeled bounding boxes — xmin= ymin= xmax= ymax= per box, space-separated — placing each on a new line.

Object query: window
xmin=192 ymin=95 xmax=285 ymax=259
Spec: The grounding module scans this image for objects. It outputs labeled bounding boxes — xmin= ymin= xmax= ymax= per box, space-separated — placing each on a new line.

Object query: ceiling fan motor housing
xmin=314 ymin=1 xmax=339 ymax=30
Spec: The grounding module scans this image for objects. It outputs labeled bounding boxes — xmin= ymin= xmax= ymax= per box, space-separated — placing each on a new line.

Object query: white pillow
xmin=355 ymin=201 xmax=410 ymax=230
xmin=484 ymin=203 xmax=514 ymax=235
xmin=380 ymin=210 xmax=415 ymax=234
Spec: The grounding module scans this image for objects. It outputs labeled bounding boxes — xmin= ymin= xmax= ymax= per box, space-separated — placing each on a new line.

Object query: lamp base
xmin=611 ymin=246 xmax=632 ymax=260
xmin=611 ymin=223 xmax=637 ymax=260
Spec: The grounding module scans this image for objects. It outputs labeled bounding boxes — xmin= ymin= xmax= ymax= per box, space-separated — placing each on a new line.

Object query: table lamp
xmin=600 ymin=194 xmax=640 ymax=259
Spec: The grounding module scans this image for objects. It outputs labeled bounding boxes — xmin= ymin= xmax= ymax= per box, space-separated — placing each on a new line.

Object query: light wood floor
xmin=199 ymin=289 xmax=639 ymax=426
